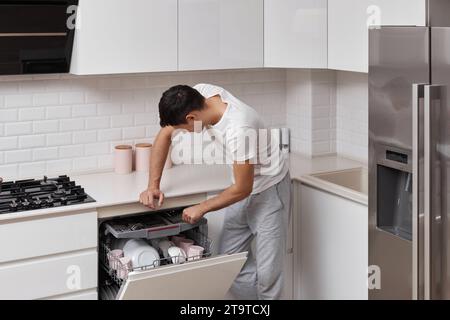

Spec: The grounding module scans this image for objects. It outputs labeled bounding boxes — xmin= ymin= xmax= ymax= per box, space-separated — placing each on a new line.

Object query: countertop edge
xmin=296 ymin=175 xmax=369 ymax=206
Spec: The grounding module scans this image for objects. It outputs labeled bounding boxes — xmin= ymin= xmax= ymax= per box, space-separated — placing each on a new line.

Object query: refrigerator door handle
xmin=424 ymin=84 xmax=444 ymax=300
xmin=412 ymin=83 xmax=426 ymax=300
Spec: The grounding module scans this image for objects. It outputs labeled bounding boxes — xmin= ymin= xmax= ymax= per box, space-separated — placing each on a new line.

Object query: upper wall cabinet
xmin=70 ymin=0 xmax=178 ymax=75
xmin=178 ymin=0 xmax=263 ymax=71
xmin=328 ymin=0 xmax=427 ymax=73
xmin=264 ymin=0 xmax=327 ymax=68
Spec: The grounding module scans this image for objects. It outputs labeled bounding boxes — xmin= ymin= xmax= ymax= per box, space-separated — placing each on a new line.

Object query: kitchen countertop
xmin=0 ymin=153 xmax=366 ymax=222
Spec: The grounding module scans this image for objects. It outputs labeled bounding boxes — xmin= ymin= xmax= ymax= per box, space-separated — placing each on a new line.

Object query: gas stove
xmin=0 ymin=175 xmax=95 ymax=214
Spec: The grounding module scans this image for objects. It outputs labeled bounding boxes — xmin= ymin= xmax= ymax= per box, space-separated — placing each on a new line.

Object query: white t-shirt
xmin=194 ymin=83 xmax=288 ymax=194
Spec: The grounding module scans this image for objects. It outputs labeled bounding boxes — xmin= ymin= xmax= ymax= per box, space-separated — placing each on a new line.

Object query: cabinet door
xmin=0 ymin=250 xmax=97 ymax=300
xmin=297 ymin=184 xmax=368 ymax=300
xmin=264 ymin=0 xmax=327 ymax=68
xmin=117 ymin=252 xmax=247 ymax=300
xmin=328 ymin=0 xmax=427 ymax=73
xmin=71 ymin=0 xmax=178 ymax=75
xmin=178 ymin=0 xmax=263 ymax=71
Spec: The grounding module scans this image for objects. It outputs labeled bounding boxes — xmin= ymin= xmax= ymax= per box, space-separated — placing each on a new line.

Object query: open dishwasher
xmin=98 ymin=206 xmax=247 ymax=300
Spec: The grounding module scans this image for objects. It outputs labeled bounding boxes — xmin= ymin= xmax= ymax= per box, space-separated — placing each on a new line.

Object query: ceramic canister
xmin=114 ymin=145 xmax=133 ymax=174
xmin=135 ymin=143 xmax=152 ymax=172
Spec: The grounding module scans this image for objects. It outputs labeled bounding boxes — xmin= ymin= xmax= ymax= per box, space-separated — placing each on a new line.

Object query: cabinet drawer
xmin=0 ymin=250 xmax=97 ymax=300
xmin=116 ymin=252 xmax=247 ymax=300
xmin=0 ymin=211 xmax=97 ymax=263
xmin=47 ymin=289 xmax=98 ymax=300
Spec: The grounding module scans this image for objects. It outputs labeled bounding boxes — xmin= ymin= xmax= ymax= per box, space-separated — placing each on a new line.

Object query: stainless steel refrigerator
xmin=369 ymin=8 xmax=450 ymax=300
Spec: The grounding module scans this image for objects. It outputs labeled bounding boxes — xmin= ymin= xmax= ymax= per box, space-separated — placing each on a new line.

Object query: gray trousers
xmin=218 ymin=172 xmax=291 ymax=300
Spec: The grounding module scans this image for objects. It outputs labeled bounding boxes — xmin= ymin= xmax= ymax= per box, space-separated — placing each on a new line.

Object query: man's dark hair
xmin=158 ymin=85 xmax=205 ymax=127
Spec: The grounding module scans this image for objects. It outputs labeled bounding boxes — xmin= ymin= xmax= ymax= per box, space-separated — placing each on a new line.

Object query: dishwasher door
xmin=116 ymin=252 xmax=247 ymax=300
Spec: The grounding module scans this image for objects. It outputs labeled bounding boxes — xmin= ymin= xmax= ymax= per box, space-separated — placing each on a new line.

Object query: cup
xmin=107 ymin=249 xmax=124 ymax=270
xmin=187 ymin=245 xmax=205 ymax=261
xmin=171 ymin=235 xmax=186 ymax=247
xmin=178 ymin=239 xmax=194 ymax=255
xmin=168 ymin=246 xmax=186 ymax=264
xmin=135 ymin=143 xmax=152 ymax=172
xmin=158 ymin=239 xmax=175 ymax=259
xmin=117 ymin=256 xmax=132 ymax=280
xmin=114 ymin=145 xmax=133 ymax=174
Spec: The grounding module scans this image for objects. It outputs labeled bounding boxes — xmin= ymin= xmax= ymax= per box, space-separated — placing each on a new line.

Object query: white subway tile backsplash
xmin=98 ymin=78 xmax=121 ymax=90
xmin=0 ymin=109 xmax=18 ymax=122
xmin=59 ymin=145 xmax=84 ymax=159
xmin=336 ymin=71 xmax=368 ymax=162
xmin=5 ymin=122 xmax=32 ymax=136
xmin=60 ymin=118 xmax=85 ymax=132
xmin=146 ymin=125 xmax=160 ymax=138
xmin=73 ymin=130 xmax=97 ymax=144
xmin=0 ymin=137 xmax=17 ymax=151
xmin=0 ymin=83 xmax=18 ymax=94
xmin=86 ymin=116 xmax=110 ymax=130
xmin=47 ymin=132 xmax=72 ymax=146
xmin=46 ymin=159 xmax=72 ymax=175
xmin=73 ymin=156 xmax=97 ymax=171
xmin=122 ymin=126 xmax=146 ymax=140
xmin=18 ymin=107 xmax=46 ymax=121
xmin=33 ymin=147 xmax=58 ymax=161
xmin=33 ymin=120 xmax=59 ymax=134
xmin=5 ymin=94 xmax=33 ymax=108
xmin=71 ymin=104 xmax=97 ymax=118
xmin=134 ymin=113 xmax=157 ymax=126
xmin=86 ymin=90 xmax=110 ymax=104
xmin=1 ymin=69 xmax=287 ymax=178
xmin=98 ymin=128 xmax=122 ymax=142
xmin=60 ymin=92 xmax=85 ymax=105
xmin=19 ymin=135 xmax=46 ymax=148
xmin=111 ymin=114 xmax=133 ymax=128
xmin=122 ymin=102 xmax=145 ymax=114
xmin=18 ymin=162 xmax=46 ymax=178
xmin=46 ymin=106 xmax=72 ymax=119
xmin=97 ymin=102 xmax=121 ymax=115
xmin=97 ymin=154 xmax=114 ymax=169
xmin=5 ymin=150 xmax=32 ymax=163
xmin=33 ymin=93 xmax=59 ymax=106
xmin=0 ymin=164 xmax=18 ymax=179
xmin=84 ymin=142 xmax=110 ymax=156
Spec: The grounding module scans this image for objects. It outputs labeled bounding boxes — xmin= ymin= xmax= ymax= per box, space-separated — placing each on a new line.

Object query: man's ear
xmin=185 ymin=113 xmax=196 ymax=123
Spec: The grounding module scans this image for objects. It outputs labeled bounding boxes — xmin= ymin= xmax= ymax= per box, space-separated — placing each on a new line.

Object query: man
xmin=139 ymin=83 xmax=290 ymax=300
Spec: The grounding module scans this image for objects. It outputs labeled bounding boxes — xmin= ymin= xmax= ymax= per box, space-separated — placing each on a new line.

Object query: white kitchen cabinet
xmin=178 ymin=0 xmax=263 ymax=71
xmin=0 ymin=250 xmax=97 ymax=300
xmin=296 ymin=183 xmax=368 ymax=300
xmin=0 ymin=210 xmax=98 ymax=300
xmin=0 ymin=211 xmax=97 ymax=263
xmin=264 ymin=0 xmax=327 ymax=68
xmin=71 ymin=0 xmax=178 ymax=75
xmin=328 ymin=0 xmax=427 ymax=73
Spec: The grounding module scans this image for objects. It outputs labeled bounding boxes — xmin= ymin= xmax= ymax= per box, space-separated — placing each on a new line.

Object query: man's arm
xmin=139 ymin=126 xmax=174 ymax=209
xmin=182 ymin=161 xmax=254 ymax=223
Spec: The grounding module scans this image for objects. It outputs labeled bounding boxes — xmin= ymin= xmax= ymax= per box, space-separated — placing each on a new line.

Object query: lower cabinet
xmin=295 ymin=183 xmax=368 ymax=300
xmin=0 ymin=210 xmax=98 ymax=300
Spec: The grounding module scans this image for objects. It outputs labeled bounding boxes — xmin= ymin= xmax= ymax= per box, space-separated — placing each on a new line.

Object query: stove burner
xmin=0 ymin=175 xmax=95 ymax=214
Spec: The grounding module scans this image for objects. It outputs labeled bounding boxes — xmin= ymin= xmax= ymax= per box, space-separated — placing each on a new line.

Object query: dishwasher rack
xmin=100 ymin=227 xmax=213 ymax=288
xmin=102 ymin=207 xmax=207 ymax=240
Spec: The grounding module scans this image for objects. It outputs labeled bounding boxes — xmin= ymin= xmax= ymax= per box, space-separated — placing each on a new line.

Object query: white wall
xmin=0 ymin=67 xmax=369 ymax=180
xmin=336 ymin=71 xmax=368 ymax=162
xmin=286 ymin=69 xmax=336 ymax=156
xmin=0 ymin=69 xmax=286 ymax=179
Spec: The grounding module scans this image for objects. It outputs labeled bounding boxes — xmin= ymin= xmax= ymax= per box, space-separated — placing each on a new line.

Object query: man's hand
xmin=182 ymin=204 xmax=207 ymax=224
xmin=139 ymin=188 xmax=164 ymax=209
